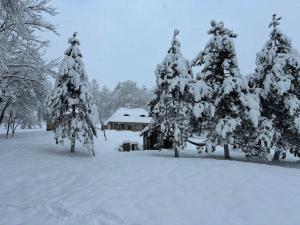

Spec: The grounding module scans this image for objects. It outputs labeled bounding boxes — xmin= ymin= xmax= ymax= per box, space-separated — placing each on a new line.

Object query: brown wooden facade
xmin=107 ymin=121 xmax=148 ymax=132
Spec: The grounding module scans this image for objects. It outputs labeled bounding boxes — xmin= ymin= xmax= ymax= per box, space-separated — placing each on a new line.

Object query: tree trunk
xmin=11 ymin=121 xmax=19 ymax=137
xmin=273 ymin=151 xmax=280 ymax=161
xmin=12 ymin=128 xmax=15 ymax=137
xmin=70 ymin=105 xmax=76 ymax=153
xmin=70 ymin=132 xmax=76 ymax=153
xmin=174 ymin=148 xmax=179 ymax=158
xmin=6 ymin=124 xmax=10 ymax=139
xmin=102 ymin=126 xmax=107 ymax=141
xmin=224 ymin=144 xmax=230 ymax=159
xmin=11 ymin=120 xmax=16 ymax=137
xmin=70 ymin=139 xmax=75 ymax=153
xmin=0 ymin=97 xmax=12 ymax=126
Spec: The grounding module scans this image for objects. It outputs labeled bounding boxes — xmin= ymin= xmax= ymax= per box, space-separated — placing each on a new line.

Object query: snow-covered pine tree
xmin=48 ymin=32 xmax=98 ymax=156
xmin=251 ymin=14 xmax=300 ymax=159
xmin=148 ymin=29 xmax=193 ymax=157
xmin=191 ymin=20 xmax=260 ymax=159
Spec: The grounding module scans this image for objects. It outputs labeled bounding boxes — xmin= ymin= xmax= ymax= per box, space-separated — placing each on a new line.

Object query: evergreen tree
xmin=251 ymin=14 xmax=300 ymax=159
xmin=191 ymin=20 xmax=260 ymax=159
xmin=48 ymin=32 xmax=98 ymax=156
xmin=148 ymin=30 xmax=193 ymax=157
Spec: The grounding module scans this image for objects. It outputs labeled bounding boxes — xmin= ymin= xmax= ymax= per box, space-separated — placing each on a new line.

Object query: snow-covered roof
xmin=105 ymin=107 xmax=152 ymax=124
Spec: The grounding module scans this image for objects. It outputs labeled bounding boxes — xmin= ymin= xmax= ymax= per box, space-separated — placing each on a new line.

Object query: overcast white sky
xmin=43 ymin=0 xmax=300 ymax=89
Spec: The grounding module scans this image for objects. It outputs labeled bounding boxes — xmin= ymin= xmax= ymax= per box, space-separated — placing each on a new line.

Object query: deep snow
xmin=0 ymin=128 xmax=300 ymax=225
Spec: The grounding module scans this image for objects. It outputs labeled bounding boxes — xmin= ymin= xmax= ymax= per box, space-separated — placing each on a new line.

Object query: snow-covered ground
xmin=0 ymin=128 xmax=300 ymax=225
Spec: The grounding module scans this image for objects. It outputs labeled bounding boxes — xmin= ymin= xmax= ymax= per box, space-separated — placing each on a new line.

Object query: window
xmin=124 ymin=114 xmax=130 ymax=116
xmin=128 ymin=125 xmax=132 ymax=130
xmin=140 ymin=115 xmax=146 ymax=117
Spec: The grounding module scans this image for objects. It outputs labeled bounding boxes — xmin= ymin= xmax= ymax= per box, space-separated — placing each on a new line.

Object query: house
xmin=105 ymin=107 xmax=151 ymax=132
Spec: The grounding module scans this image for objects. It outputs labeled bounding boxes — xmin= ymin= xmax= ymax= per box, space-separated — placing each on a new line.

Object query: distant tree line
xmin=91 ymin=79 xmax=153 ymax=121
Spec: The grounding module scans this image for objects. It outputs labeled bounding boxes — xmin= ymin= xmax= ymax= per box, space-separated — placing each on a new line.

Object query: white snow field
xmin=0 ymin=128 xmax=300 ymax=225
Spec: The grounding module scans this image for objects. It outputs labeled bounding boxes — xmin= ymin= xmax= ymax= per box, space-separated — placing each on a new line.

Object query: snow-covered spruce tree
xmin=48 ymin=32 xmax=98 ymax=156
xmin=191 ymin=20 xmax=260 ymax=159
xmin=148 ymin=30 xmax=193 ymax=157
xmin=251 ymin=14 xmax=300 ymax=159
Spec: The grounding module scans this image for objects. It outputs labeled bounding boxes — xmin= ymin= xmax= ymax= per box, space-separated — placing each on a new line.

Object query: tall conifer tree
xmin=48 ymin=33 xmax=98 ymax=156
xmin=148 ymin=30 xmax=193 ymax=157
xmin=192 ymin=20 xmax=259 ymax=159
xmin=251 ymin=15 xmax=300 ymax=159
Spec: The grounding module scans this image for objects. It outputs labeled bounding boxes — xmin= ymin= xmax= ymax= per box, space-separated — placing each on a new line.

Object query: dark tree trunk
xmin=273 ymin=151 xmax=280 ymax=161
xmin=70 ymin=132 xmax=76 ymax=153
xmin=70 ymin=139 xmax=75 ymax=153
xmin=100 ymin=121 xmax=107 ymax=141
xmin=11 ymin=121 xmax=19 ymax=137
xmin=70 ymin=105 xmax=76 ymax=153
xmin=103 ymin=126 xmax=107 ymax=141
xmin=224 ymin=144 xmax=230 ymax=159
xmin=0 ymin=98 xmax=12 ymax=126
xmin=174 ymin=149 xmax=179 ymax=158
xmin=6 ymin=124 xmax=10 ymax=139
xmin=12 ymin=128 xmax=16 ymax=137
